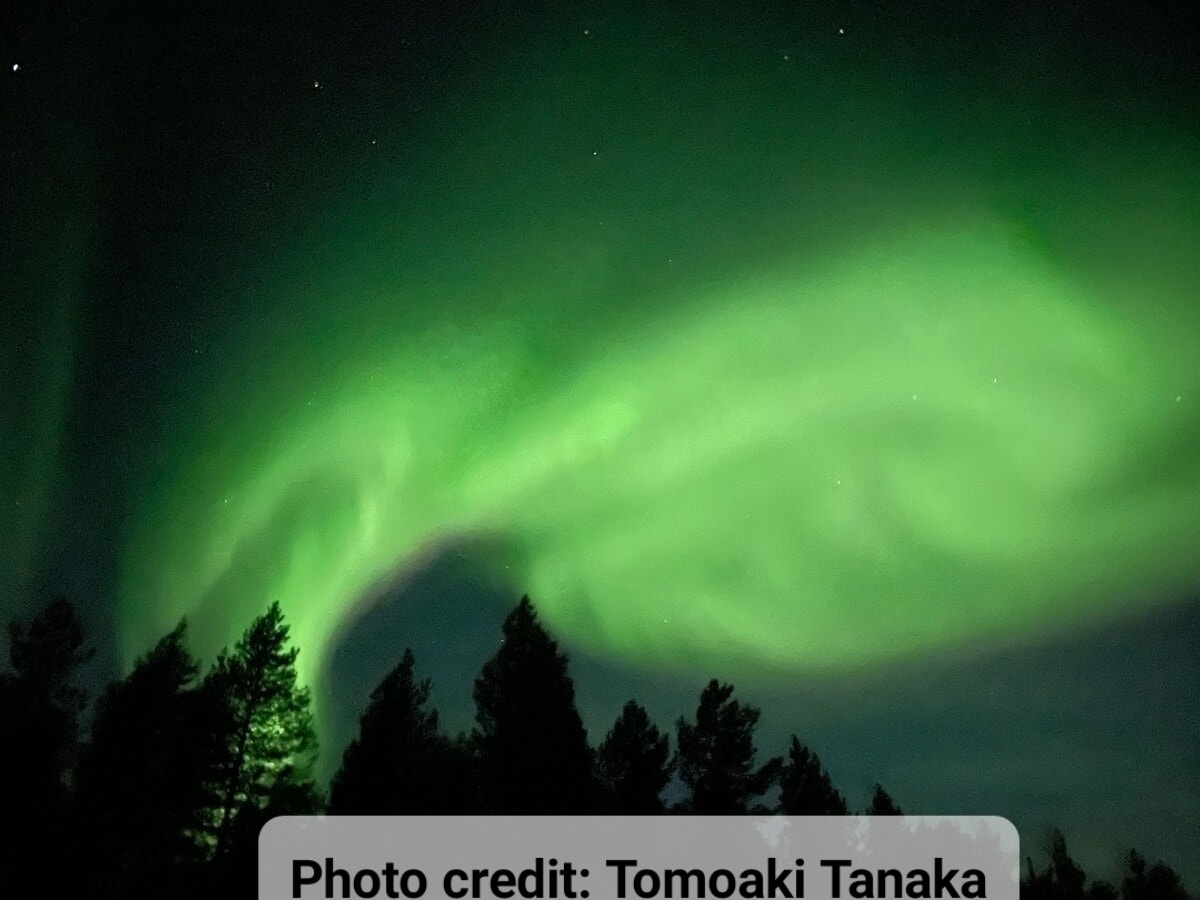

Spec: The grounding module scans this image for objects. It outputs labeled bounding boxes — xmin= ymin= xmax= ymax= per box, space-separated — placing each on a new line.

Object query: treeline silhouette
xmin=0 ymin=595 xmax=1192 ymax=899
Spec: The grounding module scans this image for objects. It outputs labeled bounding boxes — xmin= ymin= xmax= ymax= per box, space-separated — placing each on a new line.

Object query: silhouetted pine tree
xmin=596 ymin=700 xmax=674 ymax=813
xmin=330 ymin=648 xmax=455 ymax=814
xmin=473 ymin=596 xmax=593 ymax=813
xmin=73 ymin=621 xmax=209 ymax=899
xmin=1119 ymin=849 xmax=1191 ymax=900
xmin=0 ymin=597 xmax=90 ymax=889
xmin=1021 ymin=828 xmax=1122 ymax=900
xmin=778 ymin=736 xmax=848 ymax=814
xmin=866 ymin=782 xmax=903 ymax=815
xmin=673 ymin=679 xmax=781 ymax=813
xmin=194 ymin=602 xmax=320 ymax=864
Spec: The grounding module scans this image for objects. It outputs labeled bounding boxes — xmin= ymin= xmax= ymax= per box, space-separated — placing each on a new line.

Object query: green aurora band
xmin=114 ymin=41 xmax=1200 ymax=727
xmin=118 ymin=220 xmax=1200 ymax=689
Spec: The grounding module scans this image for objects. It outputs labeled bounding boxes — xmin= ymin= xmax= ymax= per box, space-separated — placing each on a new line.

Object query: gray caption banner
xmin=260 ymin=816 xmax=1019 ymax=900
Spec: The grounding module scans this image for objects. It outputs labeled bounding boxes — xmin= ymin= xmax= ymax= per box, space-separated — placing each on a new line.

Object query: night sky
xmin=4 ymin=0 xmax=1199 ymax=884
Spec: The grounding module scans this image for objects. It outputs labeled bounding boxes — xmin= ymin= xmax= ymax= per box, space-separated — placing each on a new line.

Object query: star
xmin=11 ymin=63 xmax=19 ymax=72
xmin=838 ymin=27 xmax=845 ymax=35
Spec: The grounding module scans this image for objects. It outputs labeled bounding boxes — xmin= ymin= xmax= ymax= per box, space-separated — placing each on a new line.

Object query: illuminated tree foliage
xmin=195 ymin=601 xmax=319 ymax=860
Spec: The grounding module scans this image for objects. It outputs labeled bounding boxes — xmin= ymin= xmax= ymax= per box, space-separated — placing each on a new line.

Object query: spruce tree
xmin=1024 ymin=828 xmax=1088 ymax=899
xmin=0 ymin=597 xmax=90 ymax=888
xmin=866 ymin=782 xmax=903 ymax=815
xmin=1119 ymin=849 xmax=1191 ymax=900
xmin=330 ymin=648 xmax=451 ymax=814
xmin=673 ymin=679 xmax=781 ymax=813
xmin=778 ymin=736 xmax=848 ymax=814
xmin=74 ymin=621 xmax=207 ymax=897
xmin=596 ymin=700 xmax=673 ymax=813
xmin=473 ymin=596 xmax=593 ymax=813
xmin=196 ymin=602 xmax=319 ymax=860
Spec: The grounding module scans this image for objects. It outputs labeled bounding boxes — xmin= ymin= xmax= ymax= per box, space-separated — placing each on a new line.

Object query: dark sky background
xmin=3 ymin=0 xmax=1199 ymax=886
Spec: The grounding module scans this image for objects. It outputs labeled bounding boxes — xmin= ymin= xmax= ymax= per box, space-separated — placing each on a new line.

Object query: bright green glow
xmin=113 ymin=36 xmax=1200 ymax=729
xmin=118 ymin=206 xmax=1200 ymax=718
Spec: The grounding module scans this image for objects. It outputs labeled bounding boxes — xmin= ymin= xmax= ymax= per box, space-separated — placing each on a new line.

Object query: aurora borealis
xmin=4 ymin=0 xmax=1199 ymax=883
xmin=119 ymin=214 xmax=1200 ymax=693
